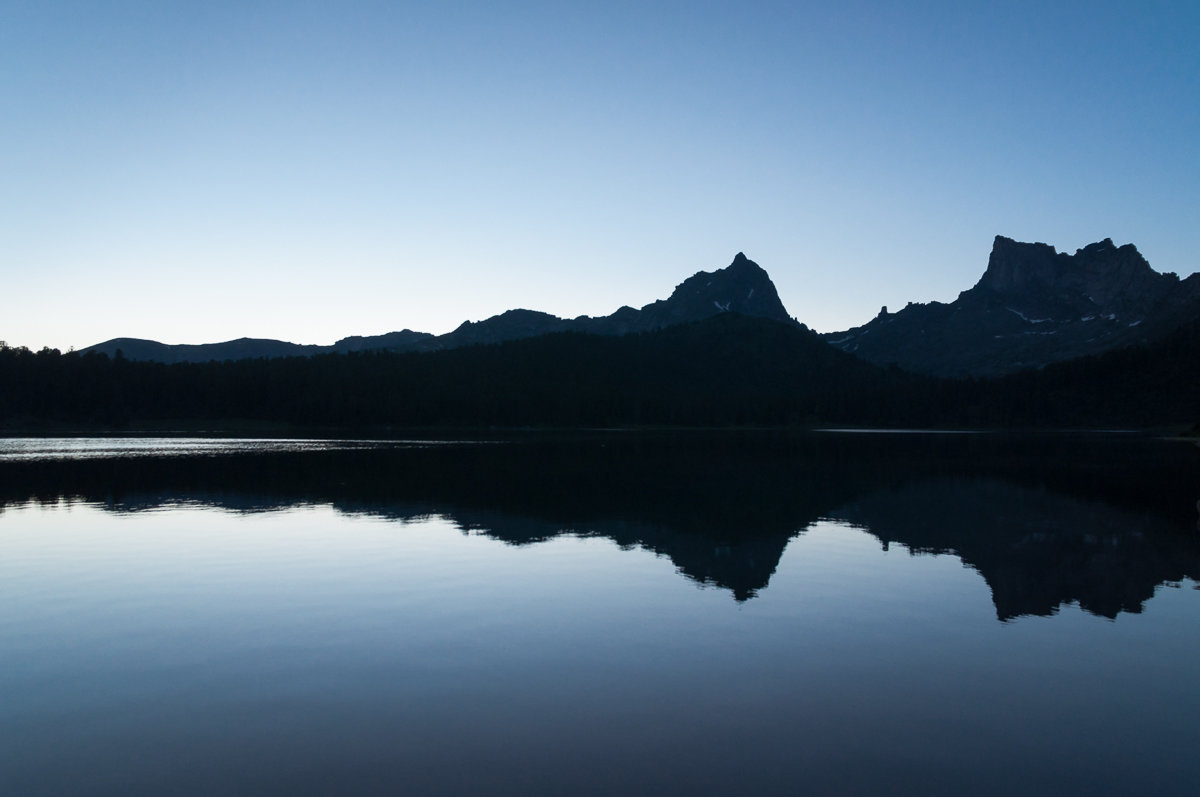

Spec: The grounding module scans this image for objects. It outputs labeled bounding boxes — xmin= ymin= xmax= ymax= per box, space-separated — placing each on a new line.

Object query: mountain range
xmin=84 ymin=252 xmax=795 ymax=363
xmin=825 ymin=236 xmax=1200 ymax=377
xmin=83 ymin=238 xmax=1197 ymax=379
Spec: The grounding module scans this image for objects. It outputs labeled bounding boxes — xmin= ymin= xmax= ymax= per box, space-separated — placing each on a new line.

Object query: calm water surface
xmin=1 ymin=432 xmax=1198 ymax=795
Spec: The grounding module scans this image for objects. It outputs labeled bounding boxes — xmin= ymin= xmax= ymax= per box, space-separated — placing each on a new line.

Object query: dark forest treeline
xmin=1 ymin=315 xmax=1197 ymax=430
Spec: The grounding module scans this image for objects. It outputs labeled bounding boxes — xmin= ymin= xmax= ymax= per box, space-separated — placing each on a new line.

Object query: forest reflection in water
xmin=2 ymin=431 xmax=1199 ymax=796
xmin=2 ymin=430 xmax=1197 ymax=620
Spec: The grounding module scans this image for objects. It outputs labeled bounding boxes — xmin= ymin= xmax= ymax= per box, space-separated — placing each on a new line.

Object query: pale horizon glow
xmin=2 ymin=1 xmax=1197 ymax=351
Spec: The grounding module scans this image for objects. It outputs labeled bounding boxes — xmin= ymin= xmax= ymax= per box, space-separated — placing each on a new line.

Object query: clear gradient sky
xmin=3 ymin=0 xmax=1197 ymax=351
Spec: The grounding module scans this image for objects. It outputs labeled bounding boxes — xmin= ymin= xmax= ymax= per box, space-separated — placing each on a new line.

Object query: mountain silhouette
xmin=825 ymin=236 xmax=1200 ymax=377
xmin=82 ymin=253 xmax=795 ymax=362
xmin=82 ymin=240 xmax=1198 ymax=378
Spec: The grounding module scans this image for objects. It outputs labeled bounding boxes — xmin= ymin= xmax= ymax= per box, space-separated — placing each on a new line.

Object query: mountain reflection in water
xmin=2 ymin=431 xmax=1196 ymax=620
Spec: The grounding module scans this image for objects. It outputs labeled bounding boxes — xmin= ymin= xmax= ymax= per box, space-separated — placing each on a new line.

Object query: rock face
xmin=979 ymin=237 xmax=1175 ymax=318
xmin=83 ymin=253 xmax=797 ymax=362
xmin=824 ymin=236 xmax=1200 ymax=378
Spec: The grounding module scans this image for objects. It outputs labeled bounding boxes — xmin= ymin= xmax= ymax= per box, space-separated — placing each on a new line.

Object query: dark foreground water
xmin=1 ymin=432 xmax=1198 ymax=795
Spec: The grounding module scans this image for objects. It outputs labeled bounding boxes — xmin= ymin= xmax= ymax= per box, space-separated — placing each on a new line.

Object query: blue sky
xmin=3 ymin=0 xmax=1197 ymax=350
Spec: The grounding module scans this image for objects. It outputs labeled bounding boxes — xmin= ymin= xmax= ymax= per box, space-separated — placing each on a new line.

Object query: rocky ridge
xmin=84 ymin=253 xmax=795 ymax=363
xmin=824 ymin=236 xmax=1200 ymax=378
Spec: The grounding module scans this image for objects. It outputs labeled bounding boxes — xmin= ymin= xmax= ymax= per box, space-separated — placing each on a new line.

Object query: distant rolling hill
xmin=84 ymin=330 xmax=435 ymax=364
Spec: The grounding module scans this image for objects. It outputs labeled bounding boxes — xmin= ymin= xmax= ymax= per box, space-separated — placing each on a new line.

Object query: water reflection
xmin=0 ymin=436 xmax=372 ymax=461
xmin=2 ymin=432 xmax=1196 ymax=620
xmin=834 ymin=477 xmax=1199 ymax=619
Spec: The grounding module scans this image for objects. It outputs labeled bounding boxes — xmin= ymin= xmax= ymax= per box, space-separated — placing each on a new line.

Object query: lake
xmin=2 ymin=431 xmax=1198 ymax=795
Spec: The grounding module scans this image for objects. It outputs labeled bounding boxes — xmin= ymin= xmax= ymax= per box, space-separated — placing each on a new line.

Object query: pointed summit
xmin=728 ymin=252 xmax=766 ymax=274
xmin=624 ymin=252 xmax=793 ymax=330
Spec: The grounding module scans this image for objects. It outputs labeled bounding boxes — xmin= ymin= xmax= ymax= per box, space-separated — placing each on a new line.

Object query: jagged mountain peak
xmin=629 ymin=253 xmax=790 ymax=330
xmin=826 ymin=235 xmax=1199 ymax=378
xmin=672 ymin=252 xmax=782 ymax=298
xmin=977 ymin=235 xmax=1153 ymax=302
xmin=1077 ymin=237 xmax=1117 ymax=254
